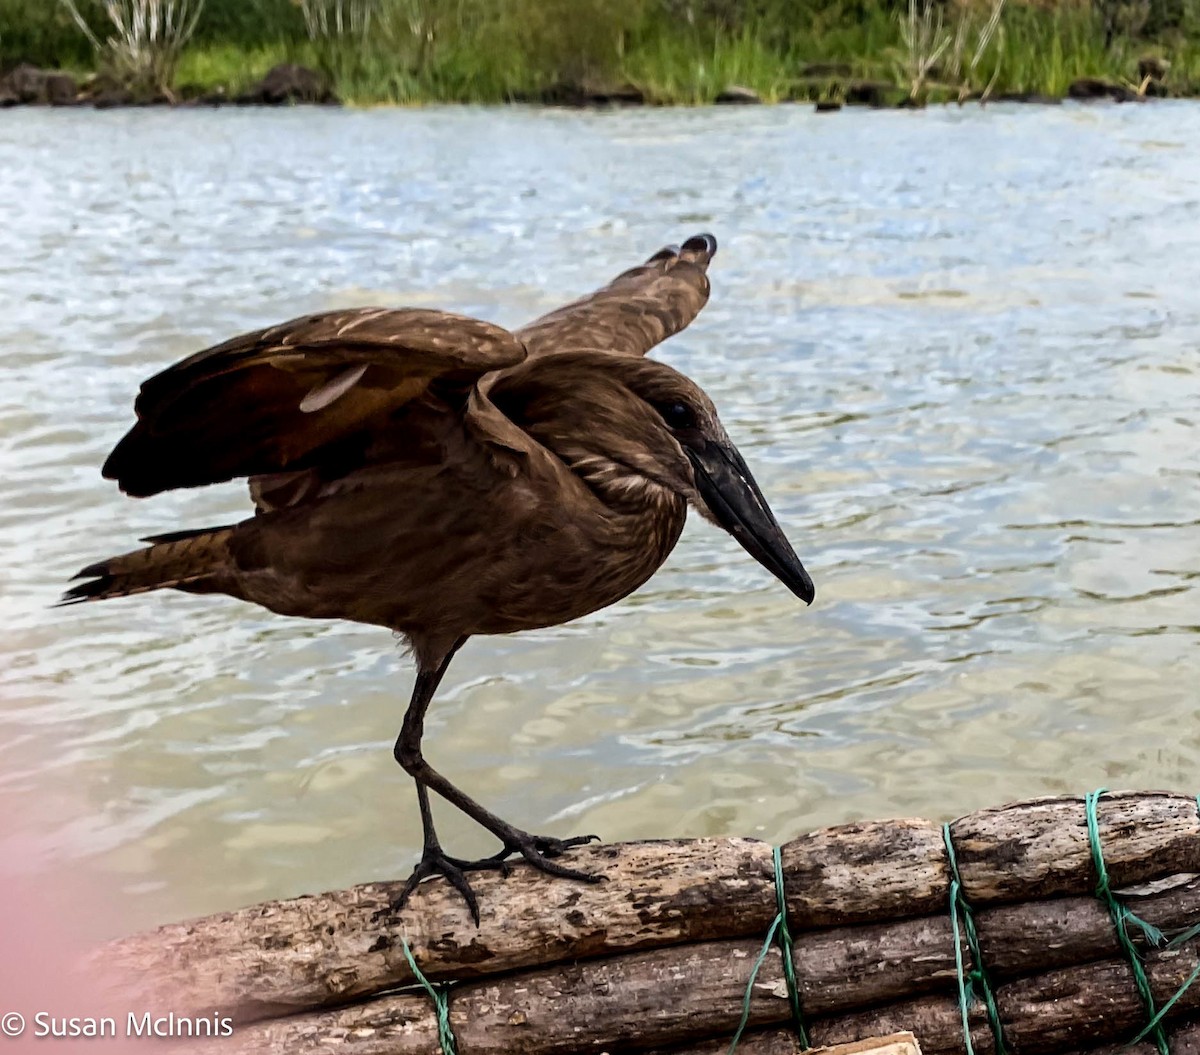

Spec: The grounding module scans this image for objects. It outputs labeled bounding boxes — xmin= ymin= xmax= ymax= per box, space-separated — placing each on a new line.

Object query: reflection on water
xmin=0 ymin=103 xmax=1197 ymax=936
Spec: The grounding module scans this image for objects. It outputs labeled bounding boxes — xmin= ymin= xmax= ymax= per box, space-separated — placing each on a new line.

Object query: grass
xmin=174 ymin=42 xmax=294 ymax=96
xmin=3 ymin=0 xmax=1199 ymax=104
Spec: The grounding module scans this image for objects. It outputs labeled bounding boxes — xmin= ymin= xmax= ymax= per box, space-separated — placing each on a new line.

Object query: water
xmin=1 ymin=103 xmax=1197 ymax=938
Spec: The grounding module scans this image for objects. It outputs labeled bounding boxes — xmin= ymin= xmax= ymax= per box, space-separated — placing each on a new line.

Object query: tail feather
xmin=59 ymin=526 xmax=236 ymax=606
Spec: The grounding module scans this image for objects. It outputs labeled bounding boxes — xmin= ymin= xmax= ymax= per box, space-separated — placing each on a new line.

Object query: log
xmin=650 ymin=1031 xmax=922 ymax=1055
xmin=176 ymin=933 xmax=1200 ymax=1055
xmin=98 ymin=792 xmax=1200 ymax=1026
xmin=96 ymin=838 xmax=776 ymax=1022
xmin=976 ymin=873 xmax=1200 ymax=977
xmin=811 ymin=944 xmax=1200 ymax=1054
xmin=659 ymin=1022 xmax=1200 ymax=1055
xmin=949 ymin=791 xmax=1200 ymax=904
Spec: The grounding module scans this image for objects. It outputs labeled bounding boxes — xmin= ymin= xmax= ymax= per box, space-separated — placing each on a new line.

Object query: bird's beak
xmin=687 ymin=441 xmax=815 ymax=605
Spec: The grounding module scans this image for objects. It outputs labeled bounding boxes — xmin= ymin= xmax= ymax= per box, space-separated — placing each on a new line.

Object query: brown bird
xmin=63 ymin=234 xmax=814 ymax=921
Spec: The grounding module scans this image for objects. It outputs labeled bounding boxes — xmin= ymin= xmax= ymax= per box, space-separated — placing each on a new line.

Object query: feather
xmin=299 ymin=364 xmax=368 ymax=413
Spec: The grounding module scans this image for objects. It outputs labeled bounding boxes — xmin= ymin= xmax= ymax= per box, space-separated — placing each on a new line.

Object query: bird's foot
xmin=392 ymin=843 xmax=499 ymax=925
xmin=493 ymin=831 xmax=601 ymax=861
xmin=391 ymin=832 xmax=602 ymax=925
xmin=490 ymin=830 xmax=604 ymax=882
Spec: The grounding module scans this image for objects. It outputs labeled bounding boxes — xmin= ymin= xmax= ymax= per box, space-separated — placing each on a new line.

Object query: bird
xmin=62 ymin=233 xmax=815 ymax=922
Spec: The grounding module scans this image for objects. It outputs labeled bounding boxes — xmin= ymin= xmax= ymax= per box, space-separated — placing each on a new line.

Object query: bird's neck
xmin=563 ymin=449 xmax=680 ymax=517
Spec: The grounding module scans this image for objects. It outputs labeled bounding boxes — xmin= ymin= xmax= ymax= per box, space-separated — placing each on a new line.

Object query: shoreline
xmin=0 ymin=61 xmax=1178 ymax=113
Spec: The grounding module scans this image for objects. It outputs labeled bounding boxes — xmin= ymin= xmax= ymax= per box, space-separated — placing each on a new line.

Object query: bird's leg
xmin=392 ymin=638 xmax=601 ymax=921
xmin=396 ymin=782 xmax=493 ymax=923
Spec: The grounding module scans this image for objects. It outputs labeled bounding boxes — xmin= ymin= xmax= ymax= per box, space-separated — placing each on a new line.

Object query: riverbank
xmin=0 ymin=62 xmax=1175 ymax=111
xmin=2 ymin=0 xmax=1199 ymax=108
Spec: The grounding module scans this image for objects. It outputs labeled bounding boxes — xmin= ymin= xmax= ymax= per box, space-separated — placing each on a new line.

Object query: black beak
xmin=687 ymin=441 xmax=815 ymax=605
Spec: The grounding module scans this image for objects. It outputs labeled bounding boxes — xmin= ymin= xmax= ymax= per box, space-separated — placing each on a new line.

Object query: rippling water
xmin=1 ymin=103 xmax=1197 ymax=936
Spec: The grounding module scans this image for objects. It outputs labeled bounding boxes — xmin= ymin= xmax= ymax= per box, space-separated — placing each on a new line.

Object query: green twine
xmin=943 ymin=823 xmax=1009 ymax=1055
xmin=728 ymin=846 xmax=810 ymax=1053
xmin=1086 ymin=788 xmax=1169 ymax=1055
xmin=401 ymin=936 xmax=458 ymax=1055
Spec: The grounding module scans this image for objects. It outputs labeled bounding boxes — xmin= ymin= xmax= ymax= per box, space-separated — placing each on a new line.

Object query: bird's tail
xmin=59 ymin=526 xmax=236 ymax=605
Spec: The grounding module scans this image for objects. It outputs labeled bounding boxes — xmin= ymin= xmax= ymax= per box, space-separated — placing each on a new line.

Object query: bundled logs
xmin=92 ymin=790 xmax=1200 ymax=1054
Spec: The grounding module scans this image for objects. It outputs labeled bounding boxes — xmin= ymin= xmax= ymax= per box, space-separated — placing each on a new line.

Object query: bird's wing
xmin=514 ymin=233 xmax=716 ymax=359
xmin=103 ymin=307 xmax=527 ymax=498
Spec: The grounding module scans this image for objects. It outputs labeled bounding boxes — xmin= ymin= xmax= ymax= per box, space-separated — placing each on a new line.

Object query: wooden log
xmin=648 ymin=1031 xmax=922 ymax=1055
xmin=977 ymin=873 xmax=1200 ymax=977
xmin=183 ymin=934 xmax=1200 ymax=1055
xmin=656 ymin=1022 xmax=1200 ymax=1055
xmin=781 ymin=791 xmax=1200 ymax=929
xmin=94 ymin=791 xmax=1200 ymax=1037
xmin=175 ymin=868 xmax=1200 ymax=1051
xmin=780 ymin=819 xmax=948 ymax=928
xmin=95 ymin=838 xmax=776 ymax=1022
xmin=1065 ymin=1019 xmax=1200 ymax=1054
xmin=949 ymin=791 xmax=1200 ymax=905
xmin=812 ymin=943 xmax=1200 ymax=1054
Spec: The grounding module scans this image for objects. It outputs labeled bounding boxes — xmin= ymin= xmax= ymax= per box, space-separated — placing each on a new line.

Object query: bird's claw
xmin=500 ymin=831 xmax=604 ymax=883
xmin=393 ymin=844 xmax=486 ymax=925
xmin=531 ymin=832 xmax=602 ymax=858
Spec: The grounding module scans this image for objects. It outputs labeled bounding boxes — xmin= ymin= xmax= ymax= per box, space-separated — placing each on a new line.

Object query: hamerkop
xmin=64 ymin=233 xmax=815 ymax=920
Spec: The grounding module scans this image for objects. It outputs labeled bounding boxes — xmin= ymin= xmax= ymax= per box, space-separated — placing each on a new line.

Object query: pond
xmin=1 ymin=102 xmax=1197 ymax=936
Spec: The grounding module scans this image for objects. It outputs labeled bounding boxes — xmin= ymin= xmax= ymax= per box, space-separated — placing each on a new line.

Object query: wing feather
xmin=514 ymin=233 xmax=716 ymax=360
xmin=104 ymin=307 xmax=526 ymax=497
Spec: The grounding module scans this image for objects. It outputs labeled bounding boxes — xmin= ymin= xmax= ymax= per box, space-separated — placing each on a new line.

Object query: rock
xmin=714 ymin=85 xmax=761 ymax=104
xmin=45 ymin=72 xmax=78 ymax=106
xmin=844 ymin=80 xmax=895 ymax=108
xmin=0 ymin=65 xmax=77 ymax=105
xmin=1068 ymin=77 xmax=1138 ymax=102
xmin=5 ymin=63 xmax=47 ymax=103
xmin=92 ymin=87 xmax=135 ymax=109
xmin=239 ymin=64 xmax=337 ymax=105
xmin=814 ymin=99 xmax=842 ymax=112
xmin=537 ymin=81 xmax=644 ymax=106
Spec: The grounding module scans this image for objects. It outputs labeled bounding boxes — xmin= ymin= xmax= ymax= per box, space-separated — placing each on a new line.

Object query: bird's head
xmin=489 ymin=352 xmax=815 ymax=605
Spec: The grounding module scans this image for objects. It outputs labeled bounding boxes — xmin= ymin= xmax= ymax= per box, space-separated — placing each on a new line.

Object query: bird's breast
xmin=469 ymin=488 xmax=687 ymax=636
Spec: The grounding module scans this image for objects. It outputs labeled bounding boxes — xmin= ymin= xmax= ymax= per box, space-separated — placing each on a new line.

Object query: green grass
xmin=174 ymin=42 xmax=295 ymax=96
xmin=621 ymin=27 xmax=795 ymax=104
xmin=981 ymin=6 xmax=1126 ymax=95
xmin=4 ymin=0 xmax=1199 ymax=104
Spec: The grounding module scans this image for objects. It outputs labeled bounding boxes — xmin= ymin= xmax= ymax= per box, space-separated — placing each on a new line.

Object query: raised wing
xmin=103 ymin=307 xmax=527 ymax=497
xmin=514 ymin=233 xmax=716 ymax=359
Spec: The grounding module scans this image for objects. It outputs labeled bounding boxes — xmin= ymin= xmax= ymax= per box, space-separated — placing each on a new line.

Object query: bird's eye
xmin=658 ymin=401 xmax=696 ymax=430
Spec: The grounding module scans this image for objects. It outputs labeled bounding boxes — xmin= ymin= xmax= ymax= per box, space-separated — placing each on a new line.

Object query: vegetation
xmin=1 ymin=0 xmax=1199 ymax=104
xmin=58 ymin=0 xmax=206 ymax=96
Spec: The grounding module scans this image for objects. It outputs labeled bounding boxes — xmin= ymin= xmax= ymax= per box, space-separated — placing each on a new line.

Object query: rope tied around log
xmin=942 ymin=823 xmax=1009 ymax=1055
xmin=1084 ymin=789 xmax=1200 ymax=1053
xmin=728 ymin=845 xmax=810 ymax=1053
xmin=401 ymin=936 xmax=459 ymax=1055
xmin=1086 ymin=787 xmax=1168 ymax=1053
